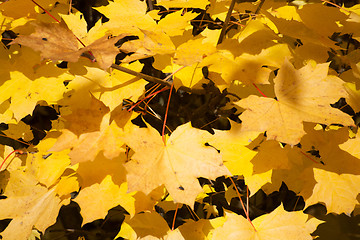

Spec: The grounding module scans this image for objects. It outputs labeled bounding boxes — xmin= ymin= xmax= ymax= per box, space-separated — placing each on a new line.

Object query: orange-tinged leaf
xmin=12 ymin=22 xmax=128 ymax=69
xmin=212 ymin=205 xmax=321 ymax=240
xmin=305 ymin=168 xmax=360 ymax=215
xmin=123 ymin=122 xmax=230 ymax=207
xmin=237 ymin=59 xmax=354 ymax=145
xmin=11 ymin=22 xmax=81 ymax=61
xmin=75 ymin=175 xmax=135 ymax=224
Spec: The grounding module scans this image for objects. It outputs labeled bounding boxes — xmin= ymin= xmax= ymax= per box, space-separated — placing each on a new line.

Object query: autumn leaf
xmin=123 ymin=122 xmax=230 ymax=207
xmin=95 ymin=0 xmax=157 ymax=36
xmin=339 ymin=129 xmax=360 ymax=159
xmin=0 ymin=159 xmax=75 ymax=240
xmin=116 ymin=212 xmax=172 ymax=240
xmin=0 ymin=186 xmax=62 ymax=240
xmin=75 ymin=175 xmax=135 ymax=224
xmin=209 ymin=122 xmax=260 ymax=177
xmin=305 ymin=168 xmax=360 ymax=215
xmin=1 ymin=0 xmax=360 ymax=239
xmin=0 ymin=46 xmax=70 ymax=121
xmin=237 ymin=59 xmax=354 ymax=145
xmin=49 ymin=97 xmax=128 ymax=164
xmin=120 ymin=29 xmax=175 ymax=62
xmin=158 ymin=10 xmax=199 ymax=36
xmin=212 ymin=204 xmax=322 ymax=240
xmin=12 ymin=22 xmax=128 ymax=69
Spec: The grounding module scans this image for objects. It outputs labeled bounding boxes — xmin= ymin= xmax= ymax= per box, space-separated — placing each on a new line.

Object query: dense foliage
xmin=1 ymin=0 xmax=360 ymax=239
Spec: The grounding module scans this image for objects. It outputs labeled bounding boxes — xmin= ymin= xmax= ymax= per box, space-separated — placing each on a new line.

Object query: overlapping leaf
xmin=123 ymin=122 xmax=230 ymax=207
xmin=237 ymin=59 xmax=354 ymax=145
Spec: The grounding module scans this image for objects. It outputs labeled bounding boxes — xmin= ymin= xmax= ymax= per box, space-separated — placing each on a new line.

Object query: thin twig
xmin=254 ymin=0 xmax=266 ymax=16
xmin=217 ymin=0 xmax=236 ymax=45
xmin=111 ymin=63 xmax=171 ymax=87
xmin=147 ymin=0 xmax=154 ymax=11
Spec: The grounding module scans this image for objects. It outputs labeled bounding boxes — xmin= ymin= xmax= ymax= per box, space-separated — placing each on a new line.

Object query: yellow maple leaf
xmin=158 ymin=10 xmax=199 ymax=36
xmin=264 ymin=10 xmax=339 ymax=48
xmin=297 ymin=4 xmax=348 ymax=39
xmin=339 ymin=129 xmax=360 ymax=159
xmin=123 ymin=122 xmax=230 ymax=207
xmin=25 ymin=150 xmax=71 ymax=188
xmin=50 ymin=98 xmax=128 ymax=164
xmin=116 ymin=212 xmax=171 ymax=240
xmin=95 ymin=0 xmax=156 ymax=36
xmin=174 ymin=38 xmax=217 ymax=66
xmin=209 ymin=122 xmax=260 ymax=177
xmin=169 ymin=37 xmax=217 ymax=88
xmin=170 ymin=62 xmax=207 ymax=89
xmin=0 ymin=167 xmax=72 ymax=240
xmin=120 ymin=29 xmax=175 ymax=63
xmin=0 ymin=187 xmax=61 ymax=240
xmin=75 ymin=175 xmax=135 ymax=224
xmin=237 ymin=59 xmax=354 ymax=145
xmin=306 ymin=168 xmax=360 ymax=215
xmin=203 ymin=44 xmax=291 ymax=85
xmin=212 ymin=204 xmax=321 ymax=240
xmin=116 ymin=212 xmax=214 ymax=240
xmin=0 ymin=46 xmax=70 ymax=121
xmin=60 ymin=12 xmax=108 ymax=46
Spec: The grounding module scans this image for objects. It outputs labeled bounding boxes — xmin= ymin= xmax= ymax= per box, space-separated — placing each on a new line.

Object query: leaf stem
xmin=30 ymin=0 xmax=60 ymax=23
xmin=299 ymin=150 xmax=321 ymax=164
xmin=128 ymin=87 xmax=169 ymax=112
xmin=172 ymin=203 xmax=180 ymax=230
xmin=229 ymin=177 xmax=257 ymax=232
xmin=252 ymin=83 xmax=268 ymax=98
xmin=320 ymin=0 xmax=350 ymax=14
xmin=0 ymin=150 xmax=23 ymax=171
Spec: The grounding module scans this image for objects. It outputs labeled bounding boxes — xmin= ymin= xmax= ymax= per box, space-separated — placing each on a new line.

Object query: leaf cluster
xmin=1 ymin=0 xmax=360 ymax=239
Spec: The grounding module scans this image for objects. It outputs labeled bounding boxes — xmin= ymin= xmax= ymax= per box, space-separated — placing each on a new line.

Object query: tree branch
xmin=217 ymin=0 xmax=236 ymax=45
